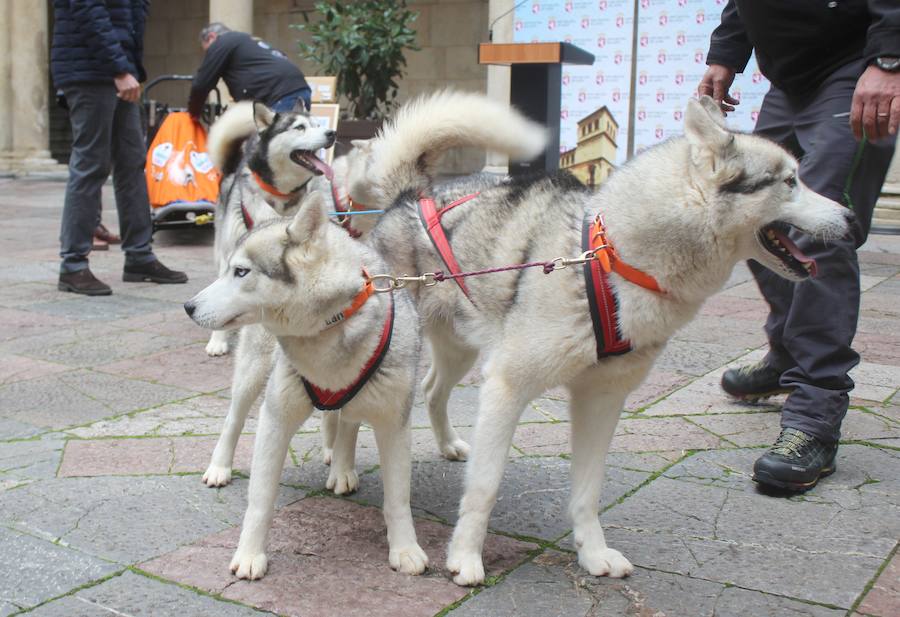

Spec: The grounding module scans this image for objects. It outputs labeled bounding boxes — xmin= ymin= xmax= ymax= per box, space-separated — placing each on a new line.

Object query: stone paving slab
xmin=98 ymin=343 xmax=235 ymax=393
xmin=65 ymin=394 xmax=253 ymax=438
xmin=0 ymin=434 xmax=65 ymax=484
xmin=0 ymin=354 xmax=70 ymax=386
xmin=408 ymin=384 xmax=551 ymax=428
xmin=28 ymin=330 xmax=188 ymax=369
xmin=602 ymin=445 xmax=900 ymax=609
xmin=141 ymin=496 xmax=536 ymax=617
xmin=0 ymin=369 xmax=194 ymax=430
xmin=24 ymin=293 xmax=173 ymax=322
xmin=350 ymin=455 xmax=658 ymax=541
xmin=859 ymin=550 xmax=900 ymax=617
xmin=0 ymin=527 xmax=120 ymax=615
xmin=448 ymin=550 xmax=845 ymax=617
xmin=24 ymin=571 xmax=271 ymax=617
xmin=108 ymin=308 xmax=215 ymax=342
xmin=0 ymin=475 xmax=305 ymax=564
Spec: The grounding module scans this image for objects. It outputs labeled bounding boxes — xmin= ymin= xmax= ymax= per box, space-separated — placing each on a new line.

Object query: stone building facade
xmin=560 ymin=107 xmax=619 ymax=189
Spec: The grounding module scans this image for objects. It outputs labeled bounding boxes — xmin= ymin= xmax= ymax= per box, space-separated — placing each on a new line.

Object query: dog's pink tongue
xmin=309 ymin=154 xmax=333 ymax=182
xmin=773 ymin=228 xmax=817 ymax=277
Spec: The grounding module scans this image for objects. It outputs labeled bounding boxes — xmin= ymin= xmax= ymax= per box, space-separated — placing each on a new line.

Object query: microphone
xmin=488 ymin=0 xmax=528 ymax=41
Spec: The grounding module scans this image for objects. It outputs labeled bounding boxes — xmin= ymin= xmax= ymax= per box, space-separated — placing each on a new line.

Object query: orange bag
xmin=145 ymin=112 xmax=220 ymax=208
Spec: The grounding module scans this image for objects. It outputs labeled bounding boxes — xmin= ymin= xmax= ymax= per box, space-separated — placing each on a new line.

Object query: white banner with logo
xmin=514 ymin=0 xmax=769 ymax=164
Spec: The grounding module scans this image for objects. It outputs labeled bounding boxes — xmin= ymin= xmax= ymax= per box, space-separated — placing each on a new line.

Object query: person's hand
xmin=698 ymin=64 xmax=740 ymax=115
xmin=850 ymin=65 xmax=900 ymax=141
xmin=114 ymin=73 xmax=141 ymax=103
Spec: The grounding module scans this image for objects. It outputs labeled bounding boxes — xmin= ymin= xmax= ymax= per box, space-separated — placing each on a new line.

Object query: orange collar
xmin=252 ymin=171 xmax=296 ymax=200
xmin=323 ymin=270 xmax=376 ymax=329
xmin=589 ymin=215 xmax=664 ymax=294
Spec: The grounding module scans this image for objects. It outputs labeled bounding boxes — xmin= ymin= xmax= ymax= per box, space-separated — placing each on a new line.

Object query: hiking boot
xmin=721 ymin=359 xmax=791 ymax=400
xmin=753 ymin=428 xmax=838 ymax=492
xmin=123 ymin=260 xmax=188 ymax=284
xmin=58 ymin=269 xmax=112 ymax=296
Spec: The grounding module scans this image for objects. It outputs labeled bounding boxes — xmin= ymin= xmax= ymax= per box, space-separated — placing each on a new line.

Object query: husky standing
xmin=339 ymin=91 xmax=852 ymax=585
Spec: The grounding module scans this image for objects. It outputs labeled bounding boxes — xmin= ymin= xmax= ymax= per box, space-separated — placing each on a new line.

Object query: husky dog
xmin=182 ymin=93 xmax=545 ymax=580
xmin=340 ymin=91 xmax=851 ymax=586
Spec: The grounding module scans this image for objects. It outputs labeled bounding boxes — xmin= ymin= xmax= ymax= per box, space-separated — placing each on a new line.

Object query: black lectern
xmin=478 ymin=42 xmax=595 ymax=175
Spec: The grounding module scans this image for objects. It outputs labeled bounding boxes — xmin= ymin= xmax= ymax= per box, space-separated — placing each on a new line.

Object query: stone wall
xmin=142 ymin=0 xmax=490 ymax=173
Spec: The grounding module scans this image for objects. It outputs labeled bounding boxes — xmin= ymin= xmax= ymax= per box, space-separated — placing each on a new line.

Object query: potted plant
xmin=294 ymin=1 xmax=419 ymax=153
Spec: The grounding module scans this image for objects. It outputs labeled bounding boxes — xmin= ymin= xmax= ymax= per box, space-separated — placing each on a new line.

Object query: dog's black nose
xmin=184 ymin=302 xmax=196 ymax=318
xmin=325 ymin=129 xmax=336 ymax=146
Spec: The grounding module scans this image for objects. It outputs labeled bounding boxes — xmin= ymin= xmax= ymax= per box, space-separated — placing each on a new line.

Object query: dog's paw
xmin=440 ymin=438 xmax=471 ymax=462
xmin=205 ymin=336 xmax=230 ymax=357
xmin=230 ymin=550 xmax=268 ymax=580
xmin=389 ymin=544 xmax=428 ymax=575
xmin=578 ymin=547 xmax=633 ymax=578
xmin=202 ymin=464 xmax=232 ymax=487
xmin=446 ymin=550 xmax=485 ymax=586
xmin=322 ymin=447 xmax=333 ymax=466
xmin=325 ymin=468 xmax=358 ymax=495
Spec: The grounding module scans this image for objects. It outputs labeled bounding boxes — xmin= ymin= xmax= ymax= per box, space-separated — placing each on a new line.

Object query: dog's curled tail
xmin=207 ymin=102 xmax=256 ymax=177
xmin=370 ymin=90 xmax=547 ymax=200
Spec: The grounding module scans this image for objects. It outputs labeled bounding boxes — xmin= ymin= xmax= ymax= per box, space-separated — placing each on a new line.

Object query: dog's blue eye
xmin=234 ymin=267 xmax=250 ymax=278
xmin=784 ymin=175 xmax=797 ymax=188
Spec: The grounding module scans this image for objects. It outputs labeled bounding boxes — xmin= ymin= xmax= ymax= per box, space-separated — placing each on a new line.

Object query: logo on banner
xmin=563 ymin=72 xmax=571 ymax=86
xmin=565 ymin=1 xmax=574 ymax=11
xmin=598 ymin=0 xmax=608 ymax=11
xmin=752 ymin=70 xmax=764 ymax=84
xmin=655 ymin=126 xmax=665 ymax=140
xmin=674 ymin=110 xmax=683 ymax=121
xmin=616 ymin=13 xmax=625 ymax=27
xmin=614 ymin=51 xmax=624 ymax=64
xmin=658 ymin=50 xmax=667 ymax=64
xmin=659 ymin=12 xmax=668 ymax=26
xmin=595 ymin=71 xmax=604 ymax=85
xmin=597 ymin=34 xmax=606 ymax=48
xmin=678 ymin=0 xmax=688 ymax=6
xmin=581 ymin=17 xmax=591 ymax=28
xmin=515 ymin=20 xmax=523 ymax=31
xmin=532 ymin=2 xmax=540 ymax=13
xmin=675 ymin=71 xmax=684 ymax=85
xmin=637 ymin=108 xmax=646 ymax=121
xmin=676 ymin=31 xmax=686 ymax=46
xmin=547 ymin=17 xmax=556 ymax=30
xmin=694 ymin=49 xmax=705 ymax=63
xmin=639 ymin=71 xmax=648 ymax=85
xmin=640 ymin=34 xmax=648 ymax=47
xmin=578 ymin=90 xmax=587 ymax=102
xmin=612 ymin=88 xmax=621 ymax=102
xmin=640 ymin=0 xmax=649 ymax=8
xmin=696 ymin=10 xmax=705 ymax=24
xmin=751 ymin=109 xmax=760 ymax=123
xmin=656 ymin=89 xmax=666 ymax=103
xmin=561 ymin=108 xmax=569 ymax=120
xmin=732 ymin=88 xmax=742 ymax=102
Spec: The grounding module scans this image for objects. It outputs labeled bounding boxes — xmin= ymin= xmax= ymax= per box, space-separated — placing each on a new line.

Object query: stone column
xmin=210 ymin=0 xmax=253 ymax=33
xmin=0 ymin=0 xmax=15 ymax=171
xmin=0 ymin=0 xmax=61 ymax=173
xmin=483 ymin=0 xmax=514 ymax=174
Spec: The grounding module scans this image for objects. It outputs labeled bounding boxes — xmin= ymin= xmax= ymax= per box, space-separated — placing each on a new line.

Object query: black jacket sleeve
xmin=69 ymin=0 xmax=132 ymax=77
xmin=189 ymin=38 xmax=235 ymax=117
xmin=706 ymin=0 xmax=753 ymax=72
xmin=864 ymin=0 xmax=900 ymax=63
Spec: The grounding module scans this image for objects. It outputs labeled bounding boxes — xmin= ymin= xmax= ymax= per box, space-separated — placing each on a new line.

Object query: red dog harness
xmin=301 ymin=275 xmax=394 ymax=411
xmin=417 ymin=193 xmax=663 ymax=360
xmin=582 ymin=214 xmax=663 ymax=358
xmin=417 ymin=192 xmax=481 ymax=300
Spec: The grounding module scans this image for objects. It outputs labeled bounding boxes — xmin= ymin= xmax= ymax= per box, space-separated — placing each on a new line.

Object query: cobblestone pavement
xmin=1 ymin=178 xmax=898 ymax=616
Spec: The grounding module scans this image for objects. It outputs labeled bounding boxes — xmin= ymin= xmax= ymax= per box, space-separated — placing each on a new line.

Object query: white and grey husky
xmin=198 ymin=101 xmax=472 ymax=491
xmin=183 ymin=93 xmax=543 ymax=578
xmin=337 ymin=91 xmax=851 ymax=585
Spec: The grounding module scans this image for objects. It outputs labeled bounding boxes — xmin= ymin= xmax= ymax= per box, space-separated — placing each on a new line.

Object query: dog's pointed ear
xmin=253 ymin=101 xmax=276 ymax=131
xmin=684 ymin=97 xmax=734 ymax=168
xmin=286 ymin=191 xmax=327 ymax=245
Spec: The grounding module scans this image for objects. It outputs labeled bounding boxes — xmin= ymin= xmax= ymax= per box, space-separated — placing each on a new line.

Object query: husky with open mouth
xmin=337 ymin=91 xmax=852 ymax=586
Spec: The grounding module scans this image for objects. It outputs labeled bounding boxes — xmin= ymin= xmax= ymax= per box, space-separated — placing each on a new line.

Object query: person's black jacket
xmin=707 ymin=0 xmax=900 ymax=96
xmin=188 ymin=32 xmax=309 ymax=117
xmin=50 ymin=0 xmax=149 ymax=88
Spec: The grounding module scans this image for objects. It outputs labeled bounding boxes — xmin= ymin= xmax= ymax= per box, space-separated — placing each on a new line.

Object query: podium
xmin=479 ymin=42 xmax=594 ymax=176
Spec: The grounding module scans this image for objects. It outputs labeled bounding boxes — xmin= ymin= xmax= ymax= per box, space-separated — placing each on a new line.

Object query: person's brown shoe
xmin=123 ymin=259 xmax=188 ymax=284
xmin=92 ymin=235 xmax=109 ymax=251
xmin=58 ymin=269 xmax=112 ymax=296
xmin=95 ymin=223 xmax=121 ymax=244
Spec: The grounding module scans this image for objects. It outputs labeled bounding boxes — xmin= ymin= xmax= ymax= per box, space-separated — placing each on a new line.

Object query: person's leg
xmin=777 ymin=60 xmax=896 ymax=443
xmin=270 ymin=87 xmax=312 ymax=113
xmin=59 ymin=83 xmax=117 ymax=273
xmin=109 ymin=97 xmax=155 ymax=267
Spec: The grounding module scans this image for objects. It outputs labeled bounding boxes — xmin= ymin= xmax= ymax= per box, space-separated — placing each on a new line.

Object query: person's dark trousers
xmin=749 ymin=59 xmax=896 ymax=443
xmin=270 ymin=86 xmax=313 ymax=113
xmin=60 ymin=83 xmax=156 ymax=274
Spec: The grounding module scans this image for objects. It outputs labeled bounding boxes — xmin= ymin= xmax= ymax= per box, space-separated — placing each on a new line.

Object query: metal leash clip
xmin=368 ymin=272 xmax=439 ymax=293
